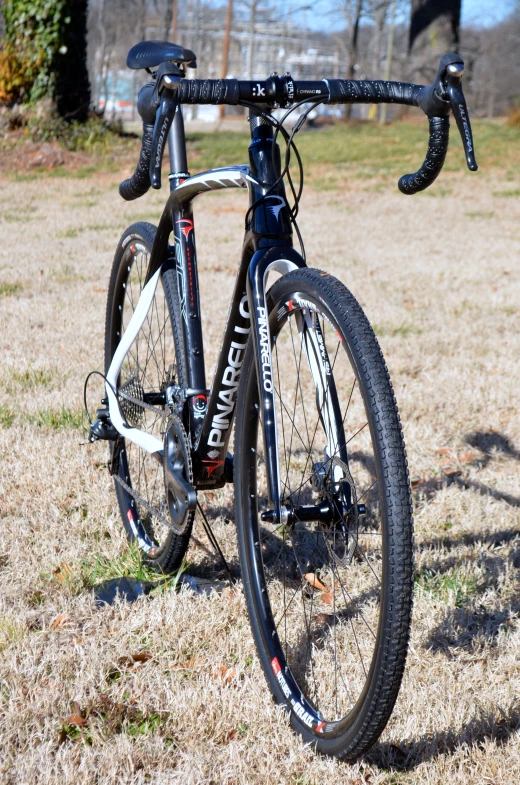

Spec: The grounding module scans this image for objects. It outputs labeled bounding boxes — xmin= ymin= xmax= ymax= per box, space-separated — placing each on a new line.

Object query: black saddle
xmin=127 ymin=40 xmax=197 ymax=70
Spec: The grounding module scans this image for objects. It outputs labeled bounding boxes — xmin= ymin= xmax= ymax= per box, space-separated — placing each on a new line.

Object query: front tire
xmin=105 ymin=222 xmax=192 ymax=574
xmin=234 ymin=268 xmax=414 ymax=759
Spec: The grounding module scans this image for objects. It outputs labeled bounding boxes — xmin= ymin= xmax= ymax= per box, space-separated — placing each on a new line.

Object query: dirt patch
xmin=0 ymin=132 xmax=91 ymax=172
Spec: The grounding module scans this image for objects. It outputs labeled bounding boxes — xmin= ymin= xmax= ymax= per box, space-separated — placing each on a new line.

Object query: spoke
xmin=356 ymin=479 xmax=376 ymax=503
xmin=123 ymin=348 xmax=158 ymax=398
xmin=284 ymin=317 xmax=305 ymax=495
xmin=119 ymin=249 xmax=179 ymax=551
xmin=290 ymin=314 xmax=312 ymax=451
xmin=296 ymin=341 xmax=341 ymax=506
xmin=333 ymin=531 xmax=338 ymax=717
xmin=142 ymin=306 xmax=164 ymax=387
xmin=329 ymin=557 xmax=377 ymax=643
xmin=275 ymin=340 xmax=290 ymax=497
xmin=125 ymin=279 xmax=137 ymax=314
xmin=275 ymin=577 xmax=303 ymax=629
xmin=273 ymin=386 xmax=310 ymax=467
xmin=284 ymin=525 xmax=318 ymax=695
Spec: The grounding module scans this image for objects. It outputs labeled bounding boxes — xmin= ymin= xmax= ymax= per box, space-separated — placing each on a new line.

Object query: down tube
xmin=193 ymin=245 xmax=253 ymax=489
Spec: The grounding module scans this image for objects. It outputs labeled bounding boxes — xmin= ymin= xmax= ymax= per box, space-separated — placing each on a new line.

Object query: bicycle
xmin=87 ymin=41 xmax=477 ymax=759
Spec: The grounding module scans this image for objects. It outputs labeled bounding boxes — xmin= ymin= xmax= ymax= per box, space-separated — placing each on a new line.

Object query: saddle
xmin=127 ymin=40 xmax=197 ymax=70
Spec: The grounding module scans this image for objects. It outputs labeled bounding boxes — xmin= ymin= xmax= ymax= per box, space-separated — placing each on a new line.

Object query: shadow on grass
xmin=427 ymin=603 xmax=517 ymax=654
xmin=414 ymin=429 xmax=520 ymax=509
xmin=415 ymin=472 xmax=520 ymax=510
xmin=366 ymin=703 xmax=520 ymax=771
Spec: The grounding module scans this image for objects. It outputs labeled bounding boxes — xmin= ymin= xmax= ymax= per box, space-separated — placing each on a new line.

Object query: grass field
xmin=0 ymin=119 xmax=519 ymax=784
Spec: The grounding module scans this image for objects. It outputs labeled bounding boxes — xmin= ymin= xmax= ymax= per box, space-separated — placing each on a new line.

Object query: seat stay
xmin=105 ymin=267 xmax=164 ymax=455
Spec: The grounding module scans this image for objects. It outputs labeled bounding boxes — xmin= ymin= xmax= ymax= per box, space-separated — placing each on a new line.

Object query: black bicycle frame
xmin=143 ymin=107 xmax=337 ymax=519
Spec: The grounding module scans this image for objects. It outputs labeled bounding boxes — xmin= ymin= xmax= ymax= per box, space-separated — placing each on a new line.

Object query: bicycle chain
xmin=117 ymin=389 xmax=166 ymax=418
xmin=112 ymin=406 xmax=194 ymax=536
xmin=113 ymin=470 xmax=176 ymax=532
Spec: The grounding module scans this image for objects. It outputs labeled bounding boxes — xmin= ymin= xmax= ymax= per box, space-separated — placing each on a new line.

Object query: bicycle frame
xmin=106 ymin=107 xmax=344 ymax=520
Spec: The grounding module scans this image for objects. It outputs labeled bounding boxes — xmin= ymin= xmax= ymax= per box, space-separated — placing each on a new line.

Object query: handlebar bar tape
xmin=398 ymin=116 xmax=450 ymax=195
xmin=178 ymin=78 xmax=240 ymax=105
xmin=325 ymin=79 xmax=422 ymax=107
xmin=119 ymin=123 xmax=154 ymax=201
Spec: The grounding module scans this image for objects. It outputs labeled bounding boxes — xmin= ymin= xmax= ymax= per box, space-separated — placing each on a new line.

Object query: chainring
xmin=162 ymin=412 xmax=196 ymax=537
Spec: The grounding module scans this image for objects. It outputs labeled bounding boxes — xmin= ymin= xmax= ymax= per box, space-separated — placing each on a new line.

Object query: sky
xmin=293 ymin=0 xmax=514 ymax=33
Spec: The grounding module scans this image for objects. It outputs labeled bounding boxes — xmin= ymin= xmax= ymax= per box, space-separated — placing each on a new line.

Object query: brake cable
xmin=240 ymin=96 xmax=326 ymax=260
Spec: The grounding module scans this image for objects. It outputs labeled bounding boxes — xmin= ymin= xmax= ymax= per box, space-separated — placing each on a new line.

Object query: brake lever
xmin=444 ymin=63 xmax=478 ymax=171
xmin=149 ymin=65 xmax=182 ymax=189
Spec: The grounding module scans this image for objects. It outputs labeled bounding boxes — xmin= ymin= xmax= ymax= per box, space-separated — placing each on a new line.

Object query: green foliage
xmin=0 ymin=281 xmax=22 ymax=296
xmin=416 ymin=568 xmax=479 ymax=607
xmin=0 ymin=0 xmax=67 ymax=103
xmin=29 ymin=113 xmax=127 ymax=152
xmin=0 ymin=1 xmax=90 ymax=119
xmin=29 ymin=405 xmax=84 ymax=430
xmin=0 ymin=405 xmax=16 ymax=428
xmin=80 ymin=543 xmax=187 ymax=590
xmin=187 ymin=119 xmax=520 ymax=180
xmin=7 ymin=367 xmax=53 ymax=388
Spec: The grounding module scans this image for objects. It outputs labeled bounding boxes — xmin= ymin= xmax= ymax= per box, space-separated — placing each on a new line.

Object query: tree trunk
xmin=248 ymin=0 xmax=259 ymax=79
xmin=1 ymin=0 xmax=90 ymax=116
xmin=219 ymin=0 xmax=233 ymax=120
xmin=93 ymin=0 xmax=106 ymax=111
xmin=53 ymin=1 xmax=91 ymax=121
xmin=348 ymin=0 xmax=364 ymax=79
xmin=344 ymin=0 xmax=363 ymax=118
xmin=409 ymin=0 xmax=461 ymax=53
xmin=380 ymin=0 xmax=395 ymax=124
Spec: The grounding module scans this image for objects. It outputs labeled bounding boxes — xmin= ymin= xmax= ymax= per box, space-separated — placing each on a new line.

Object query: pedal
xmin=89 ymin=408 xmax=119 ymax=442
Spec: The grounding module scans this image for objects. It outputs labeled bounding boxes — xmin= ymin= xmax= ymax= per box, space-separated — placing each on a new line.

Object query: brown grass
xmin=1 ymin=152 xmax=520 ymax=784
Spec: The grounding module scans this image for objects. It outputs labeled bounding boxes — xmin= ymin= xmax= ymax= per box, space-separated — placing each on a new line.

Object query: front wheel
xmin=234 ymin=268 xmax=414 ymax=759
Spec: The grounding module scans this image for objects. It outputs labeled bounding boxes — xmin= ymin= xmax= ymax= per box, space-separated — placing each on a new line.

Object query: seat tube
xmin=167 ymin=106 xmax=189 ymax=190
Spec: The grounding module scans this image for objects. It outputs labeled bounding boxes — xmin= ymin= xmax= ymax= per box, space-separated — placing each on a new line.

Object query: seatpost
xmin=167 ymin=106 xmax=189 ymax=190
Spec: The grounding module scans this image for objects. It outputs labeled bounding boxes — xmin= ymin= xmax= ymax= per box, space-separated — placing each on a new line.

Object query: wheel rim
xmin=248 ymin=294 xmax=386 ymax=734
xmin=114 ymin=239 xmax=178 ymax=555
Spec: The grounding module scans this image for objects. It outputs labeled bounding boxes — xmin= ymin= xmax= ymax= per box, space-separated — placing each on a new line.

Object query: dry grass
xmin=0 ymin=135 xmax=519 ymax=784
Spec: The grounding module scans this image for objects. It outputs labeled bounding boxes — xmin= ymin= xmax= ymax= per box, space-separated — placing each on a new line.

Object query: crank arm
xmin=164 ymin=426 xmax=197 ymax=528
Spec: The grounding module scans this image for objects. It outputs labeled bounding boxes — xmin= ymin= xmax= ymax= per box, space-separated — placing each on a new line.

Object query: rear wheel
xmin=105 ymin=222 xmax=192 ymax=574
xmin=234 ymin=268 xmax=414 ymax=759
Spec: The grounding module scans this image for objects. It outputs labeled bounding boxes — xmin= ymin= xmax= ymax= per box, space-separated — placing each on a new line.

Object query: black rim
xmin=112 ymin=237 xmax=178 ymax=556
xmin=246 ymin=293 xmax=386 ymax=738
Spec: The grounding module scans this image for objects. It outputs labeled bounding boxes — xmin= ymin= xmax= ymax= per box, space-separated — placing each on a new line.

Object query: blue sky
xmin=295 ymin=0 xmax=514 ymax=32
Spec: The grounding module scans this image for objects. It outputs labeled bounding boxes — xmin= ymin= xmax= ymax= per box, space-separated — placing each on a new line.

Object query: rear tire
xmin=105 ymin=222 xmax=192 ymax=574
xmin=234 ymin=268 xmax=414 ymax=759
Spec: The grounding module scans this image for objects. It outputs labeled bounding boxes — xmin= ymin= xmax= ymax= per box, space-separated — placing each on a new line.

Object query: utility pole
xmin=380 ymin=0 xmax=395 ymax=124
xmin=219 ymin=0 xmax=234 ymax=121
xmin=170 ymin=0 xmax=178 ymax=41
xmin=248 ymin=0 xmax=260 ymax=80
